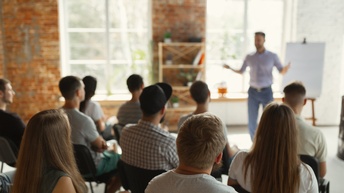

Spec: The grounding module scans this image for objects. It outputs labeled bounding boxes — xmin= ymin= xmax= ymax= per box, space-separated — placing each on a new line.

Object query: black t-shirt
xmin=0 ymin=109 xmax=25 ymax=151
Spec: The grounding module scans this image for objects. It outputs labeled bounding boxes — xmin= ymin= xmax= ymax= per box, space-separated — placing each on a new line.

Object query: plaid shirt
xmin=120 ymin=120 xmax=178 ymax=171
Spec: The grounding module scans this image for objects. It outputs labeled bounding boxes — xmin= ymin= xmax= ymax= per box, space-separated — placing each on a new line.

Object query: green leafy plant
xmin=170 ymin=96 xmax=179 ymax=104
xmin=164 ymin=31 xmax=171 ymax=39
xmin=178 ymin=69 xmax=198 ymax=85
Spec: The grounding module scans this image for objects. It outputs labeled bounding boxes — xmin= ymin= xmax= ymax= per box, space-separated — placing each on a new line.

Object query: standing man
xmin=224 ymin=32 xmax=290 ymax=140
xmin=0 ymin=78 xmax=25 ymax=153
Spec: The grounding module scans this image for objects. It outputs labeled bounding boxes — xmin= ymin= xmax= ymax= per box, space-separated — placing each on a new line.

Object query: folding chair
xmin=73 ymin=144 xmax=116 ymax=193
xmin=300 ymin=154 xmax=330 ymax=193
xmin=0 ymin=137 xmax=17 ymax=173
xmin=117 ymin=159 xmax=166 ymax=193
xmin=112 ymin=124 xmax=124 ymax=145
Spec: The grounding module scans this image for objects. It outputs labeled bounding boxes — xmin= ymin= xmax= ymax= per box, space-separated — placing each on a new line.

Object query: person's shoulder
xmin=66 ymin=108 xmax=94 ymax=124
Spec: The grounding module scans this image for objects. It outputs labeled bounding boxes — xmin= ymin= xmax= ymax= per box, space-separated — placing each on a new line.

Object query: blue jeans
xmin=248 ymin=86 xmax=273 ymax=140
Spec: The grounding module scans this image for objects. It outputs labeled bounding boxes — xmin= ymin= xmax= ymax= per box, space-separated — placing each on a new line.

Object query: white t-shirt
xmin=84 ymin=100 xmax=104 ymax=121
xmin=145 ymin=170 xmax=237 ymax=193
xmin=228 ymin=151 xmax=318 ymax=193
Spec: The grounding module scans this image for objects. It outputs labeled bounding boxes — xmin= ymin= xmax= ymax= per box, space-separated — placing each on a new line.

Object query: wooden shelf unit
xmin=158 ymin=42 xmax=206 ymax=127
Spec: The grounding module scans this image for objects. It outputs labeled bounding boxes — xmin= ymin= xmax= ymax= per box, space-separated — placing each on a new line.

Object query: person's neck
xmin=292 ymin=106 xmax=303 ymax=116
xmin=257 ymin=47 xmax=265 ymax=54
xmin=174 ymin=164 xmax=211 ymax=175
xmin=141 ymin=115 xmax=161 ymax=126
xmin=193 ymin=103 xmax=208 ymax=114
xmin=129 ymin=91 xmax=140 ymax=103
xmin=0 ymin=102 xmax=6 ymax=111
xmin=63 ymin=99 xmax=80 ymax=109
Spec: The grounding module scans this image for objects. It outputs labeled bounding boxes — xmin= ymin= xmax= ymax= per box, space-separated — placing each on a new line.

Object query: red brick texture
xmin=1 ymin=0 xmax=61 ymax=123
xmin=152 ymin=0 xmax=206 ymax=81
xmin=0 ymin=0 xmax=206 ymax=123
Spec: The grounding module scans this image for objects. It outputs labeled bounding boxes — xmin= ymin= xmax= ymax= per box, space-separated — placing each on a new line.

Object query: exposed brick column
xmin=1 ymin=0 xmax=61 ymax=123
xmin=151 ymin=0 xmax=206 ymax=81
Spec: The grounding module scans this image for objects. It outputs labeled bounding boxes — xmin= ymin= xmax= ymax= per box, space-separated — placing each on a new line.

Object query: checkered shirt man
xmin=120 ymin=120 xmax=178 ymax=171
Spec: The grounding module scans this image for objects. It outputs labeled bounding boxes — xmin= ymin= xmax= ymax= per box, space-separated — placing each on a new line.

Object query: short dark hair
xmin=127 ymin=74 xmax=143 ymax=92
xmin=255 ymin=31 xmax=265 ymax=38
xmin=59 ymin=76 xmax=82 ymax=100
xmin=283 ymin=81 xmax=306 ymax=107
xmin=0 ymin=78 xmax=10 ymax=93
xmin=190 ymin=81 xmax=209 ymax=104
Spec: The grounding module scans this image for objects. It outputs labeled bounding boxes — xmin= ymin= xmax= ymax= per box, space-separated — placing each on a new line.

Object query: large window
xmin=60 ymin=0 xmax=151 ymax=95
xmin=206 ymin=0 xmax=285 ymax=93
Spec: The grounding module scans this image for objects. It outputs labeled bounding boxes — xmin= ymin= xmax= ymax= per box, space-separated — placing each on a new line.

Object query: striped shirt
xmin=117 ymin=101 xmax=142 ymax=126
xmin=120 ymin=120 xmax=178 ymax=171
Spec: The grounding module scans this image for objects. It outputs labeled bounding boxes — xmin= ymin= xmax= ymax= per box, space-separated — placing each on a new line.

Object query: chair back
xmin=211 ymin=145 xmax=230 ymax=178
xmin=118 ymin=159 xmax=166 ymax=193
xmin=0 ymin=137 xmax=17 ymax=166
xmin=112 ymin=124 xmax=123 ymax=145
xmin=299 ymin=154 xmax=320 ymax=183
xmin=73 ymin=144 xmax=97 ymax=179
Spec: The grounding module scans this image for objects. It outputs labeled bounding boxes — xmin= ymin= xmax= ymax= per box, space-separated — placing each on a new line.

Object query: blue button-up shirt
xmin=240 ymin=50 xmax=283 ymax=88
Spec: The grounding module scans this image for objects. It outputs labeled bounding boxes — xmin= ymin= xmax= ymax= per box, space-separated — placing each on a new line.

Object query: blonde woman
xmin=12 ymin=109 xmax=87 ymax=193
xmin=228 ymin=103 xmax=318 ymax=193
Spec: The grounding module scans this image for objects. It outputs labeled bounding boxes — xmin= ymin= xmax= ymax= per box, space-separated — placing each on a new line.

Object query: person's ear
xmin=282 ymin=97 xmax=285 ymax=103
xmin=303 ymin=98 xmax=307 ymax=106
xmin=160 ymin=105 xmax=166 ymax=115
xmin=0 ymin=91 xmax=3 ymax=98
xmin=215 ymin=152 xmax=223 ymax=164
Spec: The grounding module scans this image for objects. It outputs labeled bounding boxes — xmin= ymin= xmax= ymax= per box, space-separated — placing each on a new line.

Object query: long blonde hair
xmin=12 ymin=109 xmax=87 ymax=193
xmin=244 ymin=103 xmax=300 ymax=193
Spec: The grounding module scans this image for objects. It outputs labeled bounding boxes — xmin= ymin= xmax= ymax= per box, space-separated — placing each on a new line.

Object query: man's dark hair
xmin=59 ymin=76 xmax=82 ymax=100
xmin=255 ymin=31 xmax=265 ymax=38
xmin=0 ymin=78 xmax=10 ymax=93
xmin=190 ymin=81 xmax=209 ymax=104
xmin=127 ymin=74 xmax=143 ymax=92
xmin=283 ymin=81 xmax=306 ymax=107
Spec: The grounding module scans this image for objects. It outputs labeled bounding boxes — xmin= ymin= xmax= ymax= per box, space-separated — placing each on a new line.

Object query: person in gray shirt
xmin=146 ymin=113 xmax=237 ymax=193
xmin=59 ymin=76 xmax=121 ymax=193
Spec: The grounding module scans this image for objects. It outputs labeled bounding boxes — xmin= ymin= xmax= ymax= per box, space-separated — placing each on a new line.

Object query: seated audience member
xmin=283 ymin=81 xmax=327 ymax=178
xmin=80 ymin=75 xmax=106 ymax=134
xmin=228 ymin=103 xmax=318 ymax=193
xmin=0 ymin=171 xmax=15 ymax=193
xmin=11 ymin=109 xmax=87 ymax=193
xmin=120 ymin=82 xmax=178 ymax=171
xmin=178 ymin=81 xmax=239 ymax=162
xmin=0 ymin=78 xmax=25 ymax=153
xmin=59 ymin=76 xmax=120 ymax=193
xmin=145 ymin=113 xmax=237 ymax=193
xmin=117 ymin=74 xmax=144 ymax=126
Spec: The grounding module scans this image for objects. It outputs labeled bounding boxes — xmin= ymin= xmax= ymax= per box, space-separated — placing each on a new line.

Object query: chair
xmin=231 ymin=184 xmax=250 ymax=193
xmin=300 ymin=154 xmax=330 ymax=193
xmin=0 ymin=137 xmax=17 ymax=173
xmin=112 ymin=124 xmax=124 ymax=145
xmin=73 ymin=144 xmax=116 ymax=193
xmin=211 ymin=145 xmax=230 ymax=180
xmin=117 ymin=159 xmax=166 ymax=193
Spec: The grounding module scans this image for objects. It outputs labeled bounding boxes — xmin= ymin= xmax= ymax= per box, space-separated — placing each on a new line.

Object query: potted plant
xmin=178 ymin=69 xmax=197 ymax=86
xmin=164 ymin=31 xmax=172 ymax=43
xmin=170 ymin=96 xmax=179 ymax=108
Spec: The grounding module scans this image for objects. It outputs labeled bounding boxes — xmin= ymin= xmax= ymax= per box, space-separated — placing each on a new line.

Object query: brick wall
xmin=0 ymin=0 xmax=207 ymax=124
xmin=0 ymin=0 xmax=4 ymax=78
xmin=1 ymin=0 xmax=60 ymax=123
xmin=152 ymin=0 xmax=206 ymax=81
